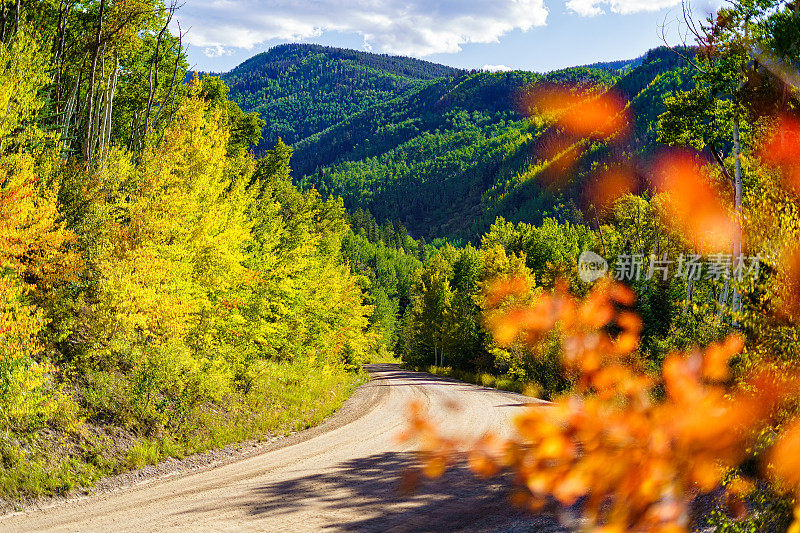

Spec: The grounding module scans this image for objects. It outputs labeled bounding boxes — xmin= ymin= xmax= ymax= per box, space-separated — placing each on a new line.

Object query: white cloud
xmin=482 ymin=64 xmax=513 ymax=72
xmin=203 ymin=44 xmax=233 ymax=57
xmin=566 ymin=0 xmax=682 ymax=16
xmin=175 ymin=0 xmax=548 ymax=57
xmin=565 ymin=0 xmax=605 ymax=16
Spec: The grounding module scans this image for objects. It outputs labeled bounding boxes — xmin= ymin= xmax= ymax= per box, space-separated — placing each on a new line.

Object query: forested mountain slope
xmin=578 ymin=56 xmax=644 ymax=72
xmin=298 ymin=48 xmax=694 ymax=239
xmin=220 ymin=44 xmax=464 ymax=147
xmin=222 ymin=45 xmax=694 ymax=240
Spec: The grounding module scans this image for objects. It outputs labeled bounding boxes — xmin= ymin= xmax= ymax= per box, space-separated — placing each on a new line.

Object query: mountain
xmin=300 ymin=48 xmax=693 ymax=239
xmin=220 ymin=44 xmax=464 ymax=147
xmin=223 ymin=45 xmax=694 ymax=241
xmin=578 ymin=56 xmax=644 ymax=73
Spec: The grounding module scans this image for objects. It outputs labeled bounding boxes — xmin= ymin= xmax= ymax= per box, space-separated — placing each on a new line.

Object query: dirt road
xmin=0 ymin=364 xmax=565 ymax=532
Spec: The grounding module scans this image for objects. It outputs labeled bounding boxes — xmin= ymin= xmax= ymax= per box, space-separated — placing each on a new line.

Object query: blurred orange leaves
xmin=760 ymin=114 xmax=800 ymax=194
xmin=653 ymin=152 xmax=736 ymax=252
xmin=759 ymin=115 xmax=800 ymax=319
xmin=538 ymin=137 xmax=584 ymax=189
xmin=528 ymin=85 xmax=630 ymax=140
xmin=526 ymin=82 xmax=744 ymax=256
xmin=771 ymin=419 xmax=800 ymax=490
xmin=523 ymin=84 xmax=633 ymax=196
xmin=467 ymin=433 xmax=506 ymax=478
xmin=403 ymin=279 xmax=800 ymax=531
xmin=586 ymin=166 xmax=638 ymax=214
xmin=779 ymin=249 xmax=800 ymax=318
xmin=401 ymin=91 xmax=800 ymax=531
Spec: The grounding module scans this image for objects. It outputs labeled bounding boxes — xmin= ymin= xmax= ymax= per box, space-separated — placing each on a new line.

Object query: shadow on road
xmin=364 ymin=363 xmax=472 ymax=388
xmin=232 ymin=451 xmax=568 ymax=532
xmin=363 ymin=365 xmax=546 ymax=406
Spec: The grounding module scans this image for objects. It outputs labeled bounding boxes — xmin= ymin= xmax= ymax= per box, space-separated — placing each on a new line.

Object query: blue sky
xmin=175 ymin=0 xmax=715 ymax=74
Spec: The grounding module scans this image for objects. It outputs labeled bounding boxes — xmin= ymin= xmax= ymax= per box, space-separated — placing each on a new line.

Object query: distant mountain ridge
xmin=578 ymin=56 xmax=644 ymax=72
xmin=235 ymin=44 xmax=464 ymax=79
xmin=220 ymin=44 xmax=694 ymax=240
xmin=218 ymin=43 xmax=464 ymax=147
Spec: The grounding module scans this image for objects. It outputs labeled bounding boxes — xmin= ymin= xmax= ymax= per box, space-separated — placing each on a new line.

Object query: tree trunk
xmin=731 ymin=113 xmax=744 ymax=322
xmin=84 ymin=0 xmax=105 ymax=163
xmin=144 ymin=10 xmax=172 ymax=143
xmin=718 ymin=278 xmax=730 ymax=319
xmin=151 ymin=29 xmax=183 ymax=135
xmin=594 ymin=208 xmax=607 ymax=258
xmin=13 ymin=0 xmax=19 ymax=35
xmin=1 ymin=5 xmax=8 ymax=43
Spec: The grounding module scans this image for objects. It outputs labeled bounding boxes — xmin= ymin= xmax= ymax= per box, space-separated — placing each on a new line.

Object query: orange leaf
xmin=760 ymin=114 xmax=800 ymax=194
xmin=587 ymin=166 xmax=638 ymax=213
xmin=653 ymin=151 xmax=735 ymax=253
xmin=528 ymin=85 xmax=630 ymax=139
xmin=770 ymin=419 xmax=800 ymax=490
xmin=422 ymin=455 xmax=447 ymax=479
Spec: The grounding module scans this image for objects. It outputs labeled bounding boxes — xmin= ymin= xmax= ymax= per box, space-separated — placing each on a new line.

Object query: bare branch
xmin=151 ymin=22 xmax=184 ymax=131
xmin=84 ymin=0 xmax=106 ymax=163
xmin=707 ymin=141 xmax=735 ymax=190
xmin=143 ymin=2 xmax=176 ymax=140
xmin=158 ymin=21 xmax=185 ymax=147
xmin=659 ymin=3 xmax=709 ymax=74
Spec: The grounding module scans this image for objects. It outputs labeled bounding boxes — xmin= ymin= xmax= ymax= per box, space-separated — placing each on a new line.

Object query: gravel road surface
xmin=0 ymin=364 xmax=566 ymax=532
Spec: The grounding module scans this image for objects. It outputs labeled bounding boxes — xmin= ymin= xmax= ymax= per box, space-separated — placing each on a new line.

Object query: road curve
xmin=0 ymin=364 xmax=565 ymax=532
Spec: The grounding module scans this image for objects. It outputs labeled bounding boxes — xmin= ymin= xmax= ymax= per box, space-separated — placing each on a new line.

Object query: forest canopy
xmin=0 ymin=0 xmax=380 ymax=500
xmin=4 ymin=1 xmax=800 ymax=530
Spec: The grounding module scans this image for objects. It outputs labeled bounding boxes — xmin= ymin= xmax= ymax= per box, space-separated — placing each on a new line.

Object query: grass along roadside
xmin=0 ymin=359 xmax=367 ymax=507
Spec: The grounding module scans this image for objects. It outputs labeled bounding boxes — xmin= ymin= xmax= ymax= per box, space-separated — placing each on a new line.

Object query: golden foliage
xmin=0 ymin=31 xmax=79 ymax=432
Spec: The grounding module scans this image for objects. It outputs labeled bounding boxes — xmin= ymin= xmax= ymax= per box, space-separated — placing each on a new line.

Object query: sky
xmin=173 ymin=0 xmax=719 ymax=74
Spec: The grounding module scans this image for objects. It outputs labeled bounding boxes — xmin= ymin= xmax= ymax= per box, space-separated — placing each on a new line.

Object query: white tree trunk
xmin=731 ymin=114 xmax=744 ymax=322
